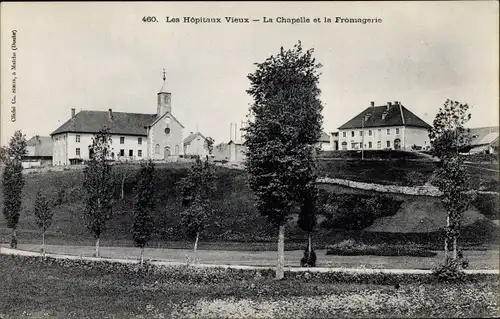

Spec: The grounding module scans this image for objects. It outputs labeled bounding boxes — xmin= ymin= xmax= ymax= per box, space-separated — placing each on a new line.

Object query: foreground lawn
xmin=0 ymin=255 xmax=498 ymax=318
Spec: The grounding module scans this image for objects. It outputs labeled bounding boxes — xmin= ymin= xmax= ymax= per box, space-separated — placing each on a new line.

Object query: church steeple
xmin=157 ymin=68 xmax=171 ymax=117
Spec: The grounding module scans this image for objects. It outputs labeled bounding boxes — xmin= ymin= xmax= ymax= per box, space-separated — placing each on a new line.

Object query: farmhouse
xmin=51 ymin=77 xmax=185 ymax=165
xmin=184 ymin=132 xmax=210 ymax=158
xmin=464 ymin=126 xmax=499 ymax=154
xmin=22 ymin=135 xmax=53 ymax=168
xmin=337 ymin=101 xmax=431 ymax=151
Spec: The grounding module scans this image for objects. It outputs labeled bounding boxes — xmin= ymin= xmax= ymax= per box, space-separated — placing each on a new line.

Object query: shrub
xmin=471 ymin=193 xmax=499 ymax=220
xmin=432 ymin=257 xmax=466 ymax=282
xmin=319 ymin=193 xmax=402 ymax=230
xmin=300 ymin=247 xmax=317 ymax=267
xmin=325 ymin=240 xmax=437 ymax=257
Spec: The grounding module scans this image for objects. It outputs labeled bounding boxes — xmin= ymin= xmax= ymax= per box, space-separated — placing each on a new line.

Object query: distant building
xmin=50 ymin=75 xmax=185 ymax=165
xmin=184 ymin=132 xmax=209 ymax=157
xmin=317 ymin=131 xmax=331 ymax=151
xmin=214 ymin=142 xmax=230 ymax=161
xmin=337 ymin=101 xmax=432 ymax=151
xmin=228 ymin=122 xmax=247 ymax=163
xmin=330 ymin=132 xmax=339 ymax=150
xmin=464 ymin=126 xmax=499 ymax=154
xmin=23 ymin=135 xmax=53 ymax=168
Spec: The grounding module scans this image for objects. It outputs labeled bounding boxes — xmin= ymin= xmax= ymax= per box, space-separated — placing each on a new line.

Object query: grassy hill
xmin=0 ymin=160 xmax=498 ymax=249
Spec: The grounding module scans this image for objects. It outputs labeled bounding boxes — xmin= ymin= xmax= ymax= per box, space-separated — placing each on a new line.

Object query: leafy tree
xmin=83 ymin=128 xmax=114 ymax=257
xmin=34 ymin=192 xmax=53 ymax=259
xmin=0 ymin=146 xmax=7 ymax=162
xmin=179 ymin=156 xmax=216 ymax=263
xmin=244 ymin=41 xmax=323 ymax=279
xmin=132 ymin=160 xmax=156 ymax=266
xmin=1 ymin=130 xmax=27 ymax=248
xmin=117 ymin=164 xmax=136 ymax=200
xmin=429 ymin=99 xmax=475 ymax=262
xmin=204 ymin=137 xmax=215 ymax=156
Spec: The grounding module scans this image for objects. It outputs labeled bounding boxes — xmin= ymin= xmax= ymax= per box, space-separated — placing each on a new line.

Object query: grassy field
xmin=8 ymin=243 xmax=500 ymax=270
xmin=0 ymin=161 xmax=498 ymax=249
xmin=1 ymin=255 xmax=498 ymax=318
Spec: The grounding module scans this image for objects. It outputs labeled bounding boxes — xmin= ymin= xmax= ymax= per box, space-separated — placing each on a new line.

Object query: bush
xmin=325 ymin=240 xmax=437 ymax=257
xmin=319 ymin=193 xmax=403 ymax=230
xmin=471 ymin=193 xmax=499 ymax=220
xmin=300 ymin=247 xmax=317 ymax=267
xmin=432 ymin=257 xmax=466 ymax=282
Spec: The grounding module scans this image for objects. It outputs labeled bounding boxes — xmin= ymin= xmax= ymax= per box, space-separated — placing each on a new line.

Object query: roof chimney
xmin=370 ymin=101 xmax=375 ymax=107
xmin=386 ymin=102 xmax=392 ymax=110
xmin=108 ymin=109 xmax=113 ymax=120
xmin=71 ymin=108 xmax=76 ymax=118
xmin=394 ymin=101 xmax=399 ymax=106
xmin=35 ymin=135 xmax=40 ymax=143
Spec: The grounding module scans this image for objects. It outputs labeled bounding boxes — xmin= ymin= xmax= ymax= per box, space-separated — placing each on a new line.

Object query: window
xmin=341 ymin=142 xmax=347 ymax=150
xmin=120 ymin=149 xmax=125 ymax=156
xmin=396 ymin=128 xmax=400 ymax=134
xmin=155 ymin=144 xmax=160 ymax=154
xmin=387 ymin=141 xmax=391 ymax=148
xmin=129 ymin=150 xmax=133 ymax=157
xmin=368 ymin=142 xmax=372 ymax=148
xmin=76 ymin=148 xmax=80 ymax=156
xmin=76 ymin=135 xmax=80 ymax=143
xmin=342 ymin=132 xmax=346 ymax=138
xmin=138 ymin=150 xmax=142 ymax=157
xmin=359 ymin=131 xmax=363 ymax=136
xmin=138 ymin=137 xmax=142 ymax=145
xmin=120 ymin=137 xmax=125 ymax=144
xmin=351 ymin=131 xmax=355 ymax=137
xmin=369 ymin=130 xmax=372 ymax=136
xmin=377 ymin=141 xmax=381 ymax=149
xmin=387 ymin=129 xmax=391 ymax=135
xmin=352 ymin=143 xmax=357 ymax=149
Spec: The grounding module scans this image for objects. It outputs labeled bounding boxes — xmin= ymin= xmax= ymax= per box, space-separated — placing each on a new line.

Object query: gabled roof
xmin=318 ymin=131 xmax=330 ymax=143
xmin=148 ymin=111 xmax=185 ymax=129
xmin=183 ymin=132 xmax=206 ymax=145
xmin=468 ymin=126 xmax=499 ymax=146
xmin=338 ymin=104 xmax=431 ymax=130
xmin=51 ymin=111 xmax=157 ymax=136
xmin=26 ymin=136 xmax=52 ymax=157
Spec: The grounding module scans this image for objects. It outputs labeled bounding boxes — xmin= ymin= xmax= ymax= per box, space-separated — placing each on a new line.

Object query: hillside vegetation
xmin=0 ymin=161 xmax=498 ymax=248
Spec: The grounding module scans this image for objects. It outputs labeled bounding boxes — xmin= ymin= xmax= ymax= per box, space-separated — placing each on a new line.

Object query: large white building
xmin=51 ymin=78 xmax=185 ymax=165
xmin=337 ymin=101 xmax=432 ymax=151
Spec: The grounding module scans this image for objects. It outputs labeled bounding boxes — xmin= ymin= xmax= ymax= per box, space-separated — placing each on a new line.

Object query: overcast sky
xmin=1 ymin=1 xmax=498 ymax=146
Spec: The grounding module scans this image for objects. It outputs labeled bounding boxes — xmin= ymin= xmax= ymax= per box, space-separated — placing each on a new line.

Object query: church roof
xmin=51 ymin=110 xmax=157 ymax=136
xmin=468 ymin=126 xmax=499 ymax=146
xmin=184 ymin=132 xmax=206 ymax=145
xmin=338 ymin=103 xmax=431 ymax=130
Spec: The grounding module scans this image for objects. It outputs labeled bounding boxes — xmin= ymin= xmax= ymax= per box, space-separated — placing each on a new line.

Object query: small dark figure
xmin=394 ymin=283 xmax=400 ymax=289
xmin=458 ymin=249 xmax=469 ymax=269
xmin=300 ymin=246 xmax=317 ymax=267
xmin=10 ymin=236 xmax=17 ymax=249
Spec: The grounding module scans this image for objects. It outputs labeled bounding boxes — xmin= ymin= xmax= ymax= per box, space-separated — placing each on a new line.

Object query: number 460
xmin=142 ymin=16 xmax=157 ymax=22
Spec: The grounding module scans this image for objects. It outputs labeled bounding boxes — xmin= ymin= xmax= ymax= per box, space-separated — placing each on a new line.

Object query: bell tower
xmin=157 ymin=69 xmax=171 ymax=117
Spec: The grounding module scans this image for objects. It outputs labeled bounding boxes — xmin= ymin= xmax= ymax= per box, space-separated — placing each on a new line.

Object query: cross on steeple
xmin=162 ymin=68 xmax=166 ymax=82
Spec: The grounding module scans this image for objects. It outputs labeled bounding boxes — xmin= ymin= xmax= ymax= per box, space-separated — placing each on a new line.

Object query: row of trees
xmin=243 ymin=42 xmax=475 ymax=279
xmin=1 ymin=42 xmax=475 ymax=279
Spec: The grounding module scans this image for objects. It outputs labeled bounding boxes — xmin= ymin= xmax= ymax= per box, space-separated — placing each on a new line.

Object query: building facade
xmin=184 ymin=132 xmax=209 ymax=158
xmin=337 ymin=101 xmax=431 ymax=151
xmin=23 ymin=135 xmax=53 ymax=168
xmin=51 ymin=79 xmax=184 ymax=165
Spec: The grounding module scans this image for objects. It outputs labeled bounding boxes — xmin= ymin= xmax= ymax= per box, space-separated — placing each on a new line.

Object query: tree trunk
xmin=140 ymin=247 xmax=144 ymax=267
xmin=453 ymin=237 xmax=457 ymax=260
xmin=11 ymin=228 xmax=17 ymax=249
xmin=193 ymin=232 xmax=200 ymax=264
xmin=276 ymin=224 xmax=285 ymax=280
xmin=444 ymin=215 xmax=450 ymax=261
xmin=121 ymin=177 xmax=125 ymax=200
xmin=308 ymin=232 xmax=312 ymax=255
xmin=95 ymin=237 xmax=100 ymax=257
xmin=42 ymin=229 xmax=46 ymax=260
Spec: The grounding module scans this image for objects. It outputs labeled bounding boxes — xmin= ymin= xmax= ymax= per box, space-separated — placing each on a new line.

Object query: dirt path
xmin=1 ymin=244 xmax=498 ymax=274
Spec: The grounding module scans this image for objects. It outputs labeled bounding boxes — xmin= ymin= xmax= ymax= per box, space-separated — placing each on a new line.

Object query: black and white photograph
xmin=0 ymin=1 xmax=499 ymax=318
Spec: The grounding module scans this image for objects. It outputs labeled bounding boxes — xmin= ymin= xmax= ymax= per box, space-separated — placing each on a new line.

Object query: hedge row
xmin=3 ymin=255 xmax=497 ymax=285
